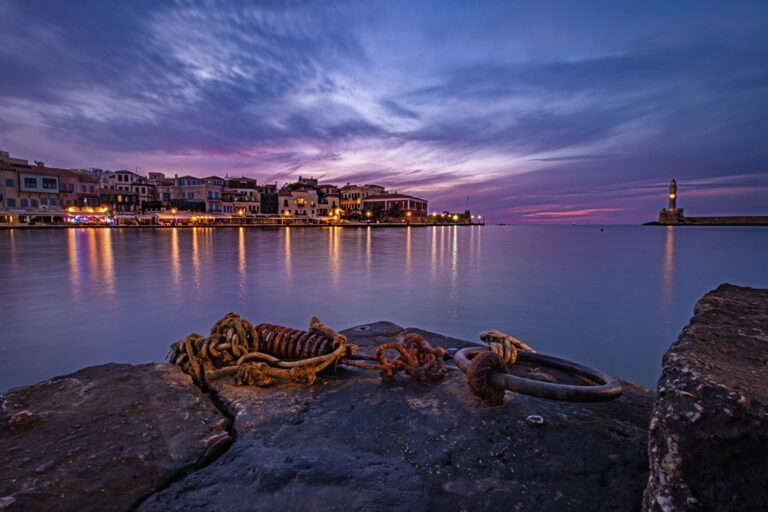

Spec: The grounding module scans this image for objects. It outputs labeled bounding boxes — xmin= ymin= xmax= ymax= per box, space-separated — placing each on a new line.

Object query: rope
xmin=466 ymin=350 xmax=507 ymax=406
xmin=478 ymin=329 xmax=535 ymax=365
xmin=462 ymin=329 xmax=536 ymax=404
xmin=168 ymin=314 xmax=447 ymax=388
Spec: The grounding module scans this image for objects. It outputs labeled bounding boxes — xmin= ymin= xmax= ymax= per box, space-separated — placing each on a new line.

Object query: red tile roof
xmin=362 ymin=193 xmax=427 ymax=202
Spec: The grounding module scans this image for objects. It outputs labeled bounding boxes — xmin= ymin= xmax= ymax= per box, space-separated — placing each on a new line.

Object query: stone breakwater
xmin=1 ymin=284 xmax=766 ymax=511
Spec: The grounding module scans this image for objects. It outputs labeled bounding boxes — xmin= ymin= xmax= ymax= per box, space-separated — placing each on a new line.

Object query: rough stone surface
xmin=0 ymin=363 xmax=229 ymax=512
xmin=643 ymin=284 xmax=768 ymax=511
xmin=140 ymin=324 xmax=654 ymax=512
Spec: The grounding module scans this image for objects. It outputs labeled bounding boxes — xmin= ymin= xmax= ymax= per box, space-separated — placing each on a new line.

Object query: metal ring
xmin=454 ymin=347 xmax=622 ymax=402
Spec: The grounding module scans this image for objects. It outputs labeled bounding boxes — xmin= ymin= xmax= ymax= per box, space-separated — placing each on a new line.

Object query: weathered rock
xmin=0 ymin=363 xmax=229 ymax=512
xmin=643 ymin=284 xmax=768 ymax=511
xmin=140 ymin=324 xmax=654 ymax=512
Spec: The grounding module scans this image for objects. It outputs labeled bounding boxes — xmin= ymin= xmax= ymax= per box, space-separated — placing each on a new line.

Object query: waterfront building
xmin=99 ymin=189 xmax=139 ymax=214
xmin=0 ymin=154 xmax=65 ymax=222
xmin=59 ymin=170 xmax=100 ymax=208
xmin=340 ymin=183 xmax=386 ymax=212
xmin=362 ymin=193 xmax=428 ymax=217
xmin=227 ymin=177 xmax=260 ymax=214
xmin=157 ymin=175 xmax=226 ymax=213
xmin=279 ymin=188 xmax=319 ymax=217
xmin=259 ymin=183 xmax=279 ymax=215
xmin=318 ymin=194 xmax=340 ymax=217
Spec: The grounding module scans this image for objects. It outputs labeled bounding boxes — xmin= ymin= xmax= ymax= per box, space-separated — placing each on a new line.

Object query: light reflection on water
xmin=1 ymin=225 xmax=768 ymax=390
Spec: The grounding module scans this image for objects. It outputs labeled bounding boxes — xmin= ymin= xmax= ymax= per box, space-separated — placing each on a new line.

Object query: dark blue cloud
xmin=0 ymin=0 xmax=767 ymax=222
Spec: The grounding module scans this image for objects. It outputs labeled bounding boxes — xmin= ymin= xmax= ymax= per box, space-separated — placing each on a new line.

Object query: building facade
xmin=340 ymin=184 xmax=386 ymax=212
xmin=279 ymin=188 xmax=319 ymax=217
xmin=362 ymin=193 xmax=428 ymax=217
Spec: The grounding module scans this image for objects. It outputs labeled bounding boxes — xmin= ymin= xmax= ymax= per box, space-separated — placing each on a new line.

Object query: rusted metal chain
xmin=169 ymin=314 xmax=447 ymax=389
xmin=342 ymin=334 xmax=447 ymax=382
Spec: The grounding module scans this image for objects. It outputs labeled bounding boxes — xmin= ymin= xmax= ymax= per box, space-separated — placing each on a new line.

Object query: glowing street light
xmin=171 ymin=209 xmax=177 ymax=214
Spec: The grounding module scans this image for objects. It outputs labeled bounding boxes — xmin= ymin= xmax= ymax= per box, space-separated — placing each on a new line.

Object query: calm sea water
xmin=1 ymin=225 xmax=767 ymax=391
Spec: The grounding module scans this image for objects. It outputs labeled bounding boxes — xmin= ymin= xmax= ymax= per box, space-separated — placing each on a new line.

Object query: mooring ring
xmin=454 ymin=347 xmax=622 ymax=402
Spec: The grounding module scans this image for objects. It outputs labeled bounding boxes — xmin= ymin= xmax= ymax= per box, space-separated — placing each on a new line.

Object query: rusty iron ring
xmin=454 ymin=347 xmax=623 ymax=402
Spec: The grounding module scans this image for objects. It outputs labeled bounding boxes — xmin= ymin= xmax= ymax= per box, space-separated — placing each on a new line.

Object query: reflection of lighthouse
xmin=668 ymin=179 xmax=677 ymax=211
xmin=658 ymin=179 xmax=684 ymax=224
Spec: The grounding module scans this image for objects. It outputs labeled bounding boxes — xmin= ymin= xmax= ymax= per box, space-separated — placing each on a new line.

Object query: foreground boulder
xmin=140 ymin=322 xmax=654 ymax=512
xmin=0 ymin=363 xmax=229 ymax=512
xmin=643 ymin=284 xmax=768 ymax=511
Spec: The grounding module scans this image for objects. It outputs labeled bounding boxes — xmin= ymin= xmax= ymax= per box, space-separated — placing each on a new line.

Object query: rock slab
xmin=643 ymin=284 xmax=768 ymax=511
xmin=140 ymin=323 xmax=654 ymax=512
xmin=0 ymin=363 xmax=229 ymax=512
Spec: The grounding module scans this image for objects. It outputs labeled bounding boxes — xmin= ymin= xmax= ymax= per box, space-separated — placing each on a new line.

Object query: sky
xmin=1 ymin=1 xmax=767 ymax=223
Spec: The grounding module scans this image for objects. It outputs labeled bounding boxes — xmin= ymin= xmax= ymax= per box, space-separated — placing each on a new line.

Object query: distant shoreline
xmin=643 ymin=220 xmax=768 ymax=227
xmin=0 ymin=222 xmax=485 ymax=230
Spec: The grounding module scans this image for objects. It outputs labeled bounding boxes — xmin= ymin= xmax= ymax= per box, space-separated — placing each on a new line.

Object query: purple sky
xmin=1 ymin=1 xmax=767 ymax=223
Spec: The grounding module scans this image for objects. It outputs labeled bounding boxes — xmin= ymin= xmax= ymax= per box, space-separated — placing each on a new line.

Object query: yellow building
xmin=339 ymin=184 xmax=386 ymax=212
xmin=278 ymin=188 xmax=319 ymax=217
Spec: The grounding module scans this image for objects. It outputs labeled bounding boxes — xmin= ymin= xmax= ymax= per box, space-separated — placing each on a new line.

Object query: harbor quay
xmin=0 ymin=149 xmax=483 ymax=228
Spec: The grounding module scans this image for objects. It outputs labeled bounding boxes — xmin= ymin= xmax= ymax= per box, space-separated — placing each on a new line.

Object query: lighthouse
xmin=668 ymin=179 xmax=677 ymax=211
xmin=658 ymin=179 xmax=684 ymax=224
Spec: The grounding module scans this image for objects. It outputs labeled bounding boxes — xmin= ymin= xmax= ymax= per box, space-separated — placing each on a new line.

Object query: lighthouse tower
xmin=668 ymin=179 xmax=677 ymax=211
xmin=658 ymin=179 xmax=684 ymax=224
